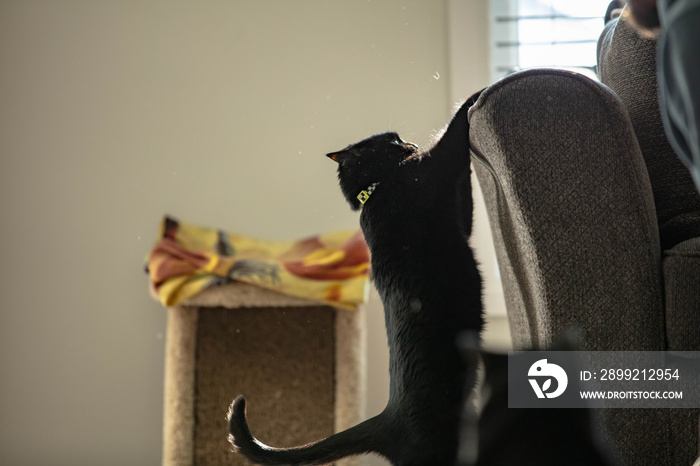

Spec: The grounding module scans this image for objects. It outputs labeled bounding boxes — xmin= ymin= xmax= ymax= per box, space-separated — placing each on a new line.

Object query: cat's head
xmin=327 ymin=132 xmax=419 ymax=210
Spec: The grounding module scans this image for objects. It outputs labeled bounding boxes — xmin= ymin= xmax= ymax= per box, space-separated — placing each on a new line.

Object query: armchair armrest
xmin=468 ymin=68 xmax=664 ymax=351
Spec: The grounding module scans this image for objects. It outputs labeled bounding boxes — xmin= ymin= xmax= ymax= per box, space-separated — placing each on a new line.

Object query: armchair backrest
xmin=598 ymin=13 xmax=700 ymax=251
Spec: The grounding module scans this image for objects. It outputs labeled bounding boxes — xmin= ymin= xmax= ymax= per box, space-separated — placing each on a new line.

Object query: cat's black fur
xmin=228 ymin=92 xmax=484 ymax=466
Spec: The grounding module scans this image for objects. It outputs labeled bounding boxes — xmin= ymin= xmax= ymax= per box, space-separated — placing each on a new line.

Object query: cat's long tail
xmin=228 ymin=395 xmax=385 ymax=465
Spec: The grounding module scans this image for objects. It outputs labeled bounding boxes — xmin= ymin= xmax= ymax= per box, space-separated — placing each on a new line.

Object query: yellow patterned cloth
xmin=147 ymin=216 xmax=370 ymax=310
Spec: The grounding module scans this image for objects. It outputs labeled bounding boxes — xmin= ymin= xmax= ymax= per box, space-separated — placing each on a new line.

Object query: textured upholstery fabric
xmin=598 ymin=14 xmax=700 ymax=251
xmin=468 ymin=67 xmax=698 ymax=465
xmin=468 ymin=68 xmax=664 ymax=352
xmin=596 ymin=17 xmax=700 ymax=464
xmin=663 ymin=238 xmax=700 ymax=351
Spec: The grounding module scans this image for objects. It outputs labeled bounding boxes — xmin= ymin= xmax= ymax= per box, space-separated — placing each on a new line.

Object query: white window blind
xmin=489 ymin=0 xmax=614 ymax=82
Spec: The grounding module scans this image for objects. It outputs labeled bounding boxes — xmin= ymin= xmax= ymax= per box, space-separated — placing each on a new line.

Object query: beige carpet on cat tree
xmin=162 ymin=282 xmax=366 ymax=466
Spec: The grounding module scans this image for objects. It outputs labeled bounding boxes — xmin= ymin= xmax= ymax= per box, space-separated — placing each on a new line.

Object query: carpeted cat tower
xmin=148 ymin=217 xmax=369 ymax=466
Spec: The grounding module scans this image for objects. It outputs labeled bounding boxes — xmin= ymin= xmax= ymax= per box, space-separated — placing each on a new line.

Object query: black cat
xmin=228 ymin=92 xmax=484 ymax=466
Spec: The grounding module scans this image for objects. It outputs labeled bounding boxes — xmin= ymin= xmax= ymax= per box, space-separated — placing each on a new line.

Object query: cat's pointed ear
xmin=326 ymin=149 xmax=352 ymax=165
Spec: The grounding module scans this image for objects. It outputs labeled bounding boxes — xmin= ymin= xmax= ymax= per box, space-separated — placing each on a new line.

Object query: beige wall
xmin=0 ymin=1 xmax=500 ymax=464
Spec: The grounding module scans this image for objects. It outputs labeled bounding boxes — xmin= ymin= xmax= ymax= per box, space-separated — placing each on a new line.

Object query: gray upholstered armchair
xmin=467 ymin=11 xmax=700 ymax=466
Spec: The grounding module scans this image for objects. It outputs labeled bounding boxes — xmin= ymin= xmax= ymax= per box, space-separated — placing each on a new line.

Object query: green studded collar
xmin=357 ymin=158 xmax=410 ymax=205
xmin=356 ymin=183 xmax=379 ymax=205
